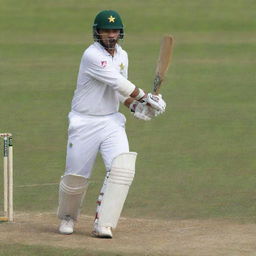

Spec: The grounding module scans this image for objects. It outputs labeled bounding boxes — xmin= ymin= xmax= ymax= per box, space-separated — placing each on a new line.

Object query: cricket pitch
xmin=0 ymin=212 xmax=256 ymax=256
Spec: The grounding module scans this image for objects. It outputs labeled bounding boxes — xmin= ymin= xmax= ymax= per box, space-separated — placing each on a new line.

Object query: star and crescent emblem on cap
xmin=108 ymin=15 xmax=115 ymax=23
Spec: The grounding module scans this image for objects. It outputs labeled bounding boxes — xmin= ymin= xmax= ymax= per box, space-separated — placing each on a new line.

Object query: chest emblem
xmin=119 ymin=63 xmax=125 ymax=71
xmin=101 ymin=61 xmax=107 ymax=68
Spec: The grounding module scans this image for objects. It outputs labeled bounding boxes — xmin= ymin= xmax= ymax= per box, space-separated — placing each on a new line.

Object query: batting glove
xmin=142 ymin=93 xmax=166 ymax=113
xmin=130 ymin=101 xmax=160 ymax=121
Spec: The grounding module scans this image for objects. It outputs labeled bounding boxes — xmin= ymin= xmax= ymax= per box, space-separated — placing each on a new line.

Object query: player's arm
xmin=84 ymin=51 xmax=166 ymax=112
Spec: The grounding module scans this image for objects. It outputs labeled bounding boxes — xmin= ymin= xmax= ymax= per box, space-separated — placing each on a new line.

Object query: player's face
xmin=98 ymin=29 xmax=120 ymax=49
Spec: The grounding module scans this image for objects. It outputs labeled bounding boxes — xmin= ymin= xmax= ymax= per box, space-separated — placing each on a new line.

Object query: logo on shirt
xmin=101 ymin=61 xmax=107 ymax=68
xmin=119 ymin=63 xmax=125 ymax=71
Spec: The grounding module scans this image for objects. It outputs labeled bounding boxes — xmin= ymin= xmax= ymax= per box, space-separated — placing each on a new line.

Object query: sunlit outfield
xmin=0 ymin=0 xmax=256 ymax=254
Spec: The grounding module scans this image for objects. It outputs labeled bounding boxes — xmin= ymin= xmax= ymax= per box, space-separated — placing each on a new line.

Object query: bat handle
xmin=153 ymin=74 xmax=162 ymax=95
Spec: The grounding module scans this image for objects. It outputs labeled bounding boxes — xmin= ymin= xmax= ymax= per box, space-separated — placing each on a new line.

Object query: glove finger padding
xmin=143 ymin=105 xmax=160 ymax=118
xmin=144 ymin=93 xmax=166 ymax=112
xmin=134 ymin=110 xmax=151 ymax=121
xmin=129 ymin=100 xmax=164 ymax=121
xmin=134 ymin=102 xmax=152 ymax=121
xmin=134 ymin=102 xmax=162 ymax=121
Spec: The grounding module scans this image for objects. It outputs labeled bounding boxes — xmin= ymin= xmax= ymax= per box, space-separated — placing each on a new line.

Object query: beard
xmin=100 ymin=38 xmax=118 ymax=50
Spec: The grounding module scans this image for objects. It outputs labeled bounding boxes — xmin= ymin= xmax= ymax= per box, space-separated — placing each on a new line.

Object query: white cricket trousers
xmin=64 ymin=111 xmax=129 ymax=178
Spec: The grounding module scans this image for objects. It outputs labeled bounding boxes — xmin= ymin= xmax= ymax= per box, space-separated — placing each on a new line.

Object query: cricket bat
xmin=153 ymin=35 xmax=174 ymax=94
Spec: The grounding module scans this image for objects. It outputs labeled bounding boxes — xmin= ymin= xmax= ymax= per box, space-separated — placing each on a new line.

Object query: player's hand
xmin=130 ymin=101 xmax=160 ymax=121
xmin=143 ymin=93 xmax=166 ymax=112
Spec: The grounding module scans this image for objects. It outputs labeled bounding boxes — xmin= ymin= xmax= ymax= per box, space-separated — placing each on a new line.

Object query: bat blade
xmin=153 ymin=35 xmax=174 ymax=94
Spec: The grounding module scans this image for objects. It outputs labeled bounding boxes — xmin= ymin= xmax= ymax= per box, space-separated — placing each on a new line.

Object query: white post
xmin=8 ymin=137 xmax=14 ymax=222
xmin=3 ymin=137 xmax=8 ymax=218
xmin=0 ymin=133 xmax=13 ymax=222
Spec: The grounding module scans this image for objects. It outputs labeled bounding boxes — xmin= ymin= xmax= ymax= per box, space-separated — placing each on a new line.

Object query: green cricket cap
xmin=93 ymin=10 xmax=124 ymax=30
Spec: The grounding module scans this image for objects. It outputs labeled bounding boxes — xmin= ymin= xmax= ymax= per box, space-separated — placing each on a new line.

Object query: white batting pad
xmin=96 ymin=152 xmax=137 ymax=228
xmin=57 ymin=174 xmax=88 ymax=220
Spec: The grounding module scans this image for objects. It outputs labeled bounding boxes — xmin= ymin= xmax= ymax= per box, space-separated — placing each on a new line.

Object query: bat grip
xmin=153 ymin=74 xmax=162 ymax=95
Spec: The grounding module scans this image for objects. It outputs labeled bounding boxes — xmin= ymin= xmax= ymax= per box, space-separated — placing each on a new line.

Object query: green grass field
xmin=0 ymin=0 xmax=256 ymax=255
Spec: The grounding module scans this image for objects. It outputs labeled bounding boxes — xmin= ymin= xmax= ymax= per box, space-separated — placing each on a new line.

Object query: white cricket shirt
xmin=71 ymin=42 xmax=135 ymax=115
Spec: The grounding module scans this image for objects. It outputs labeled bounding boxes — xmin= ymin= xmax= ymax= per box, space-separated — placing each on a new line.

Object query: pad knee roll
xmin=57 ymin=174 xmax=88 ymax=220
xmin=96 ymin=152 xmax=137 ymax=228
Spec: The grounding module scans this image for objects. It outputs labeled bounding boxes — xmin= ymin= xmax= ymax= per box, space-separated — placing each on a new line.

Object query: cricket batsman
xmin=57 ymin=10 xmax=166 ymax=238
